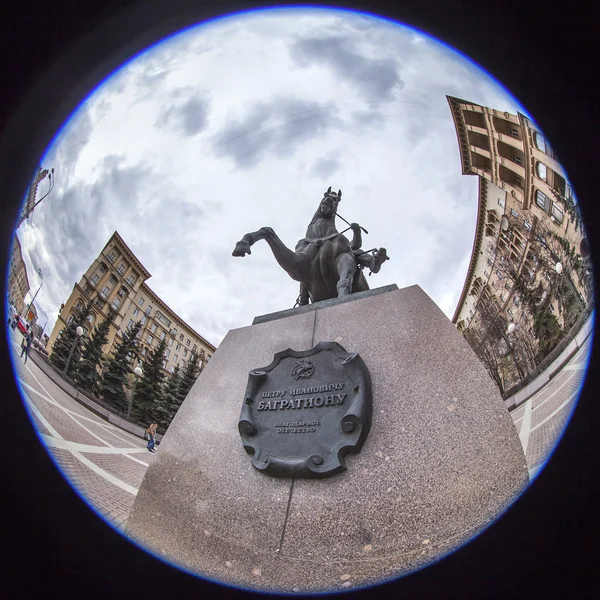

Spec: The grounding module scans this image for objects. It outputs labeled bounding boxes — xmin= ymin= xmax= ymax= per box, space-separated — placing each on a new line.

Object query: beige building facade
xmin=447 ymin=95 xmax=586 ymax=338
xmin=47 ymin=231 xmax=216 ymax=373
xmin=7 ymin=235 xmax=30 ymax=315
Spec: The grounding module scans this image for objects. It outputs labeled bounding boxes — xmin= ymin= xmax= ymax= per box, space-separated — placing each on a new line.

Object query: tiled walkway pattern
xmin=7 ymin=326 xmax=593 ymax=533
xmin=9 ymin=329 xmax=155 ymax=532
xmin=511 ymin=334 xmax=593 ymax=480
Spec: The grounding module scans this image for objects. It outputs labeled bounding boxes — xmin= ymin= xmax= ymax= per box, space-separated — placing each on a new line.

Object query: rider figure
xmin=348 ymin=222 xmax=389 ymax=276
xmin=295 ymin=216 xmax=388 ymax=307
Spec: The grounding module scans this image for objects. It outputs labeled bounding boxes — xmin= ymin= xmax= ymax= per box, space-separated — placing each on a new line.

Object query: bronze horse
xmin=232 ymin=187 xmax=388 ymax=305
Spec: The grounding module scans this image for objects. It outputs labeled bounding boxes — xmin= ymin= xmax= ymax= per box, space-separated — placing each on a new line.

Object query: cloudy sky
xmin=14 ymin=7 xmax=526 ymax=347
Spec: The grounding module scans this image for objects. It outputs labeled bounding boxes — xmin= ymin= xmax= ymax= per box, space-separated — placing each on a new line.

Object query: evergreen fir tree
xmin=133 ymin=337 xmax=168 ymax=424
xmin=72 ymin=308 xmax=116 ymax=395
xmin=178 ymin=351 xmax=202 ymax=402
xmin=49 ymin=301 xmax=92 ymax=375
xmin=99 ymin=320 xmax=142 ymax=412
xmin=157 ymin=365 xmax=182 ymax=430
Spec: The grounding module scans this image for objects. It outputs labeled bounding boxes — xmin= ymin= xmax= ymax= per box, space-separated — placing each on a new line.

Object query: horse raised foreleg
xmin=336 ymin=253 xmax=355 ymax=297
xmin=233 ymin=227 xmax=305 ymax=282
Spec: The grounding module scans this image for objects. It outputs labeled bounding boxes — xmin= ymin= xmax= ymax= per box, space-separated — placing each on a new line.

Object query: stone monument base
xmin=125 ymin=285 xmax=528 ymax=593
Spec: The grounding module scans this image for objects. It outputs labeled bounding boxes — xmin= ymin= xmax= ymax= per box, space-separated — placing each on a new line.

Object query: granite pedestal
xmin=125 ymin=285 xmax=529 ymax=593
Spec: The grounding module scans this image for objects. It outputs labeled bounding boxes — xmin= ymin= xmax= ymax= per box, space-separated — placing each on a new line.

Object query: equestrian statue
xmin=232 ymin=187 xmax=389 ymax=307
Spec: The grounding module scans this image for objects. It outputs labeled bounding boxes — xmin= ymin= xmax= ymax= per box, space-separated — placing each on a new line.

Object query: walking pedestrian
xmin=20 ymin=331 xmax=33 ymax=364
xmin=146 ymin=423 xmax=158 ymax=453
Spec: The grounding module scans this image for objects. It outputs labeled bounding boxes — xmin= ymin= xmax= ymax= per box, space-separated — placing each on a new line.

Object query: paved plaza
xmin=511 ymin=332 xmax=593 ymax=480
xmin=9 ymin=328 xmax=156 ymax=533
xmin=7 ymin=325 xmax=593 ymax=534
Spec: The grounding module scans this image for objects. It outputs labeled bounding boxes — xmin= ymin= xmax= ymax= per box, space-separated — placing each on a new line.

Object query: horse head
xmin=314 ymin=186 xmax=342 ymax=221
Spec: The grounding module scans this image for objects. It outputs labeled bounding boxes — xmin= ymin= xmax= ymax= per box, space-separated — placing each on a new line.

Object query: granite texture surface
xmin=125 ymin=285 xmax=528 ymax=593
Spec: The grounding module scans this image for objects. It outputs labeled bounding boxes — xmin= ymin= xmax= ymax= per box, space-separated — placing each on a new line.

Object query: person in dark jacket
xmin=20 ymin=332 xmax=33 ymax=364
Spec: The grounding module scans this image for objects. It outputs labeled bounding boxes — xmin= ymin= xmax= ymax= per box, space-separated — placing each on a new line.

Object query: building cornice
xmin=107 ymin=231 xmax=152 ymax=281
xmin=452 ymin=176 xmax=488 ymax=323
xmin=140 ymin=282 xmax=216 ymax=352
xmin=446 ymin=95 xmax=474 ymax=176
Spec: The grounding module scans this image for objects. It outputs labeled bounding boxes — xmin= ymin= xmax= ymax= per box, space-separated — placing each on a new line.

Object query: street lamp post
xmin=63 ymin=325 xmax=84 ymax=377
xmin=24 ymin=268 xmax=43 ymax=324
xmin=127 ymin=365 xmax=143 ymax=420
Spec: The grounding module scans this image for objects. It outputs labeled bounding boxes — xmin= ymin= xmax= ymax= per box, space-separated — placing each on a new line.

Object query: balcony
xmin=493 ymin=132 xmax=524 ymax=150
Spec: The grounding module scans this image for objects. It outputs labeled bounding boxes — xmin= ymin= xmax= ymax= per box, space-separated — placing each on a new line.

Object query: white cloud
xmin=17 ymin=7 xmax=524 ymax=346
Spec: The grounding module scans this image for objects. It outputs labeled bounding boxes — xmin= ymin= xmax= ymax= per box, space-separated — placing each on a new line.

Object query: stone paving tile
xmin=66 ymin=413 xmax=140 ymax=447
xmin=27 ymin=396 xmax=102 ymax=445
xmin=26 ymin=410 xmax=51 ymax=436
xmin=526 ymin=403 xmax=574 ymax=469
xmin=48 ymin=447 xmax=136 ymax=518
xmin=85 ymin=453 xmax=150 ymax=488
xmin=530 ymin=371 xmax=569 ymax=410
xmin=531 ymin=372 xmax=584 ymax=428
xmin=90 ymin=422 xmax=143 ymax=448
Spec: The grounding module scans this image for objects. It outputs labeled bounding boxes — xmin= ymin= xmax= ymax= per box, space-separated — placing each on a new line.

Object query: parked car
xmin=16 ymin=317 xmax=28 ymax=334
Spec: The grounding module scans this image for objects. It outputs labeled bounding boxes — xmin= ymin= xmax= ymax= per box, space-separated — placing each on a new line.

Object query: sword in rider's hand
xmin=335 ymin=212 xmax=368 ymax=235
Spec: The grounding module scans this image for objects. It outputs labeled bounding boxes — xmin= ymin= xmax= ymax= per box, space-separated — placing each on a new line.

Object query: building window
xmin=186 ymin=339 xmax=190 ymax=347
xmin=536 ymin=162 xmax=547 ymax=181
xmin=109 ymin=275 xmax=117 ymax=285
xmin=192 ymin=344 xmax=197 ymax=352
xmin=534 ymin=131 xmax=546 ymax=153
xmin=160 ymin=331 xmax=166 ymax=340
xmin=551 ymin=203 xmax=564 ymax=224
xmin=509 ymin=127 xmax=519 ymax=137
xmin=524 ymin=220 xmax=532 ymax=231
xmin=147 ymin=334 xmax=153 ymax=344
xmin=174 ymin=354 xmax=179 ymax=363
xmin=67 ymin=314 xmax=74 ymax=325
xmin=498 ymin=197 xmax=505 ymax=209
xmin=145 ymin=306 xmax=152 ymax=316
xmin=535 ymin=190 xmax=549 ymax=212
xmin=142 ymin=347 xmax=146 ymax=356
xmin=184 ymin=348 xmax=188 ymax=357
xmin=112 ymin=298 xmax=121 ymax=310
xmin=117 ymin=263 xmax=126 ymax=275
xmin=141 ymin=316 xmax=147 ymax=325
xmin=513 ymin=155 xmax=522 ymax=165
xmin=170 ymin=366 xmax=175 ymax=373
xmin=150 ymin=323 xmax=157 ymax=333
xmin=94 ymin=297 xmax=104 ymax=309
xmin=127 ymin=274 xmax=136 ymax=286
xmin=496 ymin=270 xmax=504 ymax=280
xmin=91 ymin=273 xmax=100 ymax=285
xmin=176 ymin=343 xmax=181 ymax=351
xmin=512 ymin=173 xmax=522 ymax=186
xmin=99 ymin=263 xmax=107 ymax=273
xmin=168 ymin=338 xmax=173 ymax=346
xmin=511 ymin=208 xmax=519 ymax=218
xmin=179 ymin=334 xmax=184 ymax=341
xmin=101 ymin=286 xmax=110 ymax=298
xmin=117 ymin=287 xmax=127 ymax=298
xmin=165 ymin=349 xmax=170 ymax=359
xmin=128 ymin=319 xmax=134 ymax=329
xmin=139 ymin=298 xmax=145 ymax=306
xmin=107 ymin=251 xmax=116 ymax=263
xmin=156 ymin=311 xmax=172 ymax=328
xmin=133 ymin=308 xmax=139 ymax=316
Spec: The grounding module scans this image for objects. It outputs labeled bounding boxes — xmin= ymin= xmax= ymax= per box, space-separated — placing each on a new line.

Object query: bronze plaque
xmin=238 ymin=342 xmax=372 ymax=478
